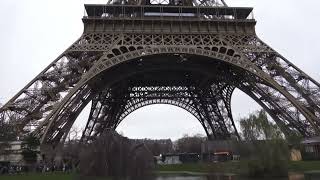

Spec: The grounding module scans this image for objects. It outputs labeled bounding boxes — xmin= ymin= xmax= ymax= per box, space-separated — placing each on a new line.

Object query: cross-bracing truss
xmin=0 ymin=4 xmax=319 ymax=147
xmin=107 ymin=0 xmax=227 ymax=7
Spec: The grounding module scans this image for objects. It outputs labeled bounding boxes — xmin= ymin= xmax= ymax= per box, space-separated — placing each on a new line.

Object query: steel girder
xmin=80 ymin=82 xmax=239 ymax=143
xmin=105 ymin=0 xmax=227 ymax=6
xmin=0 ymin=10 xmax=319 ymax=146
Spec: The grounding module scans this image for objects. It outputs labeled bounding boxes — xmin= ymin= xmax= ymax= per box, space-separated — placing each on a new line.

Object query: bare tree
xmin=60 ymin=140 xmax=81 ymax=172
xmin=67 ymin=126 xmax=82 ymax=142
xmin=174 ymin=134 xmax=205 ymax=153
xmin=128 ymin=143 xmax=154 ymax=180
xmin=78 ymin=131 xmax=154 ymax=179
xmin=131 ymin=139 xmax=173 ymax=156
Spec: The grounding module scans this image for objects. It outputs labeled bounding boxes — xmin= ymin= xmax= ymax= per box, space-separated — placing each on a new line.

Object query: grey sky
xmin=0 ymin=0 xmax=319 ymax=140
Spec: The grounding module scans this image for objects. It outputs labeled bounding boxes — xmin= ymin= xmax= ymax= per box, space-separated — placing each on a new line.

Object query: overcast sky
xmin=0 ymin=0 xmax=319 ymax=140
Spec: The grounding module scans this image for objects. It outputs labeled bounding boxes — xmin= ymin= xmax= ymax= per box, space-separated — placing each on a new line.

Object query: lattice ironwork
xmin=0 ymin=3 xmax=319 ymax=147
xmin=80 ymin=82 xmax=240 ymax=143
xmin=106 ymin=0 xmax=227 ymax=6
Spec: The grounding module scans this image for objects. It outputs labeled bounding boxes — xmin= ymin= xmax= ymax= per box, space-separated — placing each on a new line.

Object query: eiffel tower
xmin=1 ymin=0 xmax=320 ymax=148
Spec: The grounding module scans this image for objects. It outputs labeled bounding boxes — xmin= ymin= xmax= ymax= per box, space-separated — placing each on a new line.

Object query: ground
xmin=0 ymin=161 xmax=320 ymax=179
xmin=0 ymin=173 xmax=112 ymax=180
xmin=0 ymin=173 xmax=73 ymax=180
xmin=156 ymin=161 xmax=320 ymax=174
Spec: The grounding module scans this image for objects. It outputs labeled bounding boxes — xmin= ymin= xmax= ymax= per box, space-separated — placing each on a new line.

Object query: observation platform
xmin=84 ymin=4 xmax=253 ymax=19
xmin=83 ymin=4 xmax=256 ymax=34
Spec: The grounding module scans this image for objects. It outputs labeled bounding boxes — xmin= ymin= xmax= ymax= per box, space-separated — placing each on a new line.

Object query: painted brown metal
xmin=0 ymin=2 xmax=319 ymax=147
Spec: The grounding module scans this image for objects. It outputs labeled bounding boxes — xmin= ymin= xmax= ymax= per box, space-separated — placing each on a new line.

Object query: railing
xmin=83 ymin=4 xmax=255 ymax=21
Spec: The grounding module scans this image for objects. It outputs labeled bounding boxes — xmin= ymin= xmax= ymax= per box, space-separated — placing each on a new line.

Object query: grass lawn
xmin=0 ymin=173 xmax=74 ymax=180
xmin=1 ymin=161 xmax=319 ymax=179
xmin=156 ymin=161 xmax=244 ymax=174
xmin=288 ymin=161 xmax=320 ymax=172
xmin=156 ymin=161 xmax=320 ymax=174
xmin=0 ymin=173 xmax=113 ymax=180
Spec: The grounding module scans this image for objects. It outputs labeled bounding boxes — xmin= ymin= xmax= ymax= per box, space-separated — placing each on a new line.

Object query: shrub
xmin=239 ymin=110 xmax=289 ymax=177
xmin=78 ymin=131 xmax=154 ymax=179
xmin=245 ymin=139 xmax=289 ymax=177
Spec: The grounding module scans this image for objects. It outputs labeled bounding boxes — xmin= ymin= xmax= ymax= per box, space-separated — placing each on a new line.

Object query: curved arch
xmin=39 ymin=46 xmax=320 ymax=144
xmin=79 ymin=76 xmax=241 ymax=142
xmin=117 ymin=99 xmax=203 ymax=125
xmin=116 ymin=100 xmax=210 ymax=138
xmin=80 ymin=85 xmax=218 ymax=142
xmin=115 ymin=104 xmax=208 ymax=142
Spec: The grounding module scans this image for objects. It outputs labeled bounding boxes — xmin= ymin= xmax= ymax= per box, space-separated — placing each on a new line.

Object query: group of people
xmin=0 ymin=162 xmax=74 ymax=175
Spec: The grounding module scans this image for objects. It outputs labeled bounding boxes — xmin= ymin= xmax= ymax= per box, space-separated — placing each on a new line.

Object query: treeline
xmin=237 ymin=109 xmax=302 ymax=177
xmin=130 ymin=134 xmax=206 ymax=156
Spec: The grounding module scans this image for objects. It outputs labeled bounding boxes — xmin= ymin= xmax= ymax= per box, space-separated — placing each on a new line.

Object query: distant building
xmin=158 ymin=154 xmax=182 ymax=165
xmin=301 ymin=136 xmax=320 ymax=160
xmin=0 ymin=141 xmax=24 ymax=165
xmin=201 ymin=140 xmax=239 ymax=162
xmin=0 ymin=141 xmax=41 ymax=166
xmin=202 ymin=139 xmax=306 ymax=162
xmin=157 ymin=153 xmax=200 ymax=164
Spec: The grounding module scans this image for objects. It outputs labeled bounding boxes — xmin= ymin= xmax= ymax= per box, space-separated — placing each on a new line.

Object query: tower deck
xmin=83 ymin=4 xmax=256 ymax=34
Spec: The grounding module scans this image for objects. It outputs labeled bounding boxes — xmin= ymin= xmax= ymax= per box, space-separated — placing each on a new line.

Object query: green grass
xmin=1 ymin=161 xmax=320 ymax=179
xmin=0 ymin=173 xmax=113 ymax=180
xmin=288 ymin=161 xmax=320 ymax=172
xmin=156 ymin=161 xmax=244 ymax=174
xmin=0 ymin=173 xmax=73 ymax=180
xmin=156 ymin=161 xmax=320 ymax=174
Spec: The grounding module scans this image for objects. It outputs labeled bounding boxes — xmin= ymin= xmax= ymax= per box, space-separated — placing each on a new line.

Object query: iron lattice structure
xmin=1 ymin=1 xmax=320 ymax=147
